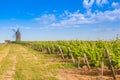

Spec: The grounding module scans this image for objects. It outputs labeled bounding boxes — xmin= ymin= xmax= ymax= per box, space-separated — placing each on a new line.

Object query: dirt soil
xmin=56 ymin=67 xmax=120 ymax=80
xmin=45 ymin=56 xmax=120 ymax=80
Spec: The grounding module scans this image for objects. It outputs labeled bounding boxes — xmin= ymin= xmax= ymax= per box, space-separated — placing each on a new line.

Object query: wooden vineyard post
xmin=58 ymin=46 xmax=65 ymax=60
xmin=105 ymin=49 xmax=116 ymax=80
xmin=40 ymin=45 xmax=43 ymax=52
xmin=41 ymin=45 xmax=44 ymax=52
xmin=30 ymin=44 xmax=33 ymax=48
xmin=47 ymin=47 xmax=51 ymax=54
xmin=77 ymin=57 xmax=81 ymax=69
xmin=39 ymin=46 xmax=41 ymax=52
xmin=68 ymin=47 xmax=75 ymax=64
xmin=101 ymin=58 xmax=104 ymax=80
xmin=83 ymin=54 xmax=90 ymax=70
xmin=39 ymin=46 xmax=42 ymax=52
xmin=52 ymin=45 xmax=55 ymax=54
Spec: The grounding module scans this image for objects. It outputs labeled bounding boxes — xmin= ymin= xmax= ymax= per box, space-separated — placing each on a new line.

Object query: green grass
xmin=0 ymin=44 xmax=77 ymax=80
xmin=14 ymin=44 xmax=59 ymax=80
xmin=0 ymin=45 xmax=10 ymax=74
xmin=0 ymin=44 xmax=16 ymax=79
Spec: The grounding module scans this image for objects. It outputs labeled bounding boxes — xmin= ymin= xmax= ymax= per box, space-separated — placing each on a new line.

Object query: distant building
xmin=5 ymin=40 xmax=11 ymax=43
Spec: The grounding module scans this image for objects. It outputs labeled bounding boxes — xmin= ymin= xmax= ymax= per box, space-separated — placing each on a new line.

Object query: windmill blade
xmin=12 ymin=28 xmax=16 ymax=40
xmin=12 ymin=29 xmax=16 ymax=32
xmin=16 ymin=25 xmax=20 ymax=31
xmin=17 ymin=27 xmax=20 ymax=32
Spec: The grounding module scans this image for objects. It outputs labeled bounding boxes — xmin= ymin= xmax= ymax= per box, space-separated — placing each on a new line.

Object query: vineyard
xmin=15 ymin=40 xmax=120 ymax=80
xmin=16 ymin=40 xmax=120 ymax=68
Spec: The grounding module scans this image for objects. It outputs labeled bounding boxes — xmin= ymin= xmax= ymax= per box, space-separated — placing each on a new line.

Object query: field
xmin=0 ymin=40 xmax=120 ymax=80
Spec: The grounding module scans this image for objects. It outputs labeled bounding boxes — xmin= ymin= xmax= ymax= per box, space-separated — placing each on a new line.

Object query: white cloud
xmin=51 ymin=11 xmax=95 ymax=28
xmin=53 ymin=10 xmax=57 ymax=13
xmin=96 ymin=0 xmax=108 ymax=6
xmin=96 ymin=0 xmax=101 ymax=5
xmin=34 ymin=14 xmax=56 ymax=25
xmin=90 ymin=9 xmax=120 ymax=23
xmin=34 ymin=8 xmax=120 ymax=29
xmin=101 ymin=0 xmax=108 ymax=4
xmin=34 ymin=18 xmax=41 ymax=21
xmin=83 ymin=0 xmax=94 ymax=9
xmin=112 ymin=2 xmax=120 ymax=9
xmin=50 ymin=9 xmax=120 ymax=28
xmin=83 ymin=0 xmax=108 ymax=9
xmin=10 ymin=26 xmax=31 ymax=30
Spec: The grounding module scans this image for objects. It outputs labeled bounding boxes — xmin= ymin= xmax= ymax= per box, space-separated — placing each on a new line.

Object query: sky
xmin=0 ymin=0 xmax=120 ymax=42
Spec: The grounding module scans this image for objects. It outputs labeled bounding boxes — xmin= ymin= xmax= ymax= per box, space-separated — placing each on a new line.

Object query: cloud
xmin=50 ymin=9 xmax=120 ymax=28
xmin=51 ymin=11 xmax=94 ymax=28
xmin=112 ymin=2 xmax=120 ymax=9
xmin=83 ymin=0 xmax=94 ymax=9
xmin=101 ymin=0 xmax=108 ymax=4
xmin=53 ymin=10 xmax=57 ymax=13
xmin=34 ymin=9 xmax=120 ymax=29
xmin=96 ymin=0 xmax=108 ymax=6
xmin=83 ymin=0 xmax=108 ymax=9
xmin=96 ymin=0 xmax=101 ymax=5
xmin=91 ymin=9 xmax=120 ymax=22
xmin=34 ymin=14 xmax=56 ymax=25
xmin=10 ymin=25 xmax=32 ymax=30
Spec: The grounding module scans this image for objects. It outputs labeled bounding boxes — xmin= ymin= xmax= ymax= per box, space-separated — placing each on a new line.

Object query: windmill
xmin=12 ymin=28 xmax=21 ymax=42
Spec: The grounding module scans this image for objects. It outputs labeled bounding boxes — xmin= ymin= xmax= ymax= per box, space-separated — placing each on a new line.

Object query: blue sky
xmin=0 ymin=0 xmax=120 ymax=42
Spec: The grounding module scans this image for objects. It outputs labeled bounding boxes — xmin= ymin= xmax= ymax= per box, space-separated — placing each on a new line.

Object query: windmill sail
xmin=12 ymin=28 xmax=21 ymax=41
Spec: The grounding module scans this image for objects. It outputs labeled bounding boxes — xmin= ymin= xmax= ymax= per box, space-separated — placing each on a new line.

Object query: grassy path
xmin=0 ymin=44 xmax=74 ymax=80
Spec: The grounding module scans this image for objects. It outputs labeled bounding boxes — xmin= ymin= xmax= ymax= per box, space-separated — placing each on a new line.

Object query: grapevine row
xmin=15 ymin=40 xmax=120 ymax=68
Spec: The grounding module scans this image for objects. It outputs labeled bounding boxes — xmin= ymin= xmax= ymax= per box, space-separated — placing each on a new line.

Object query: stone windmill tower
xmin=13 ymin=28 xmax=21 ymax=41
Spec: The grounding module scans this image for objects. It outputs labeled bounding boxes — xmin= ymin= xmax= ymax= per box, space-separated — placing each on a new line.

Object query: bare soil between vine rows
xmin=56 ymin=66 xmax=120 ymax=80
